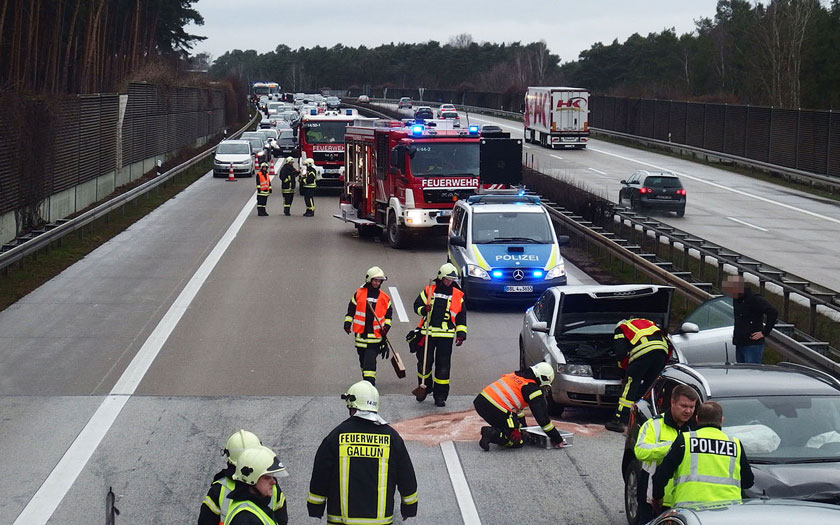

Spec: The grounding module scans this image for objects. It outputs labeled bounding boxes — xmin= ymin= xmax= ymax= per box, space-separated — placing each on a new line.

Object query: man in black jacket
xmin=278 ymin=157 xmax=298 ymax=216
xmin=723 ymin=275 xmax=778 ymax=364
xmin=308 ymin=381 xmax=418 ymax=524
xmin=226 ymin=445 xmax=289 ymax=525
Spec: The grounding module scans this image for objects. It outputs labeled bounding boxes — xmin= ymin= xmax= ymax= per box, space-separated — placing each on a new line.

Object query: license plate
xmin=505 ymin=285 xmax=533 ymax=292
xmin=439 ymin=210 xmax=452 ymax=217
xmin=605 ymin=384 xmax=623 ymax=396
xmin=562 ymin=137 xmax=577 ymax=141
xmin=655 ymin=195 xmax=673 ymax=200
xmin=324 ymin=168 xmax=340 ymax=174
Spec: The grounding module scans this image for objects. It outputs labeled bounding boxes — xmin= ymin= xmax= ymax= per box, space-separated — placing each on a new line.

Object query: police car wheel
xmin=623 ymin=459 xmax=641 ymax=525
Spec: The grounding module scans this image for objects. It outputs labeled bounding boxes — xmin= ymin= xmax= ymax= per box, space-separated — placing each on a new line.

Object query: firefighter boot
xmin=479 ymin=426 xmax=494 ymax=451
xmin=605 ymin=419 xmax=627 ymax=433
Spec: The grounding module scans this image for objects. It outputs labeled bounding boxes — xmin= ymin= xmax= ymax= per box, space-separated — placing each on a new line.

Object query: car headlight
xmin=557 ymin=364 xmax=592 ymax=377
xmin=466 ymin=264 xmax=490 ymax=280
xmin=545 ymin=264 xmax=566 ymax=280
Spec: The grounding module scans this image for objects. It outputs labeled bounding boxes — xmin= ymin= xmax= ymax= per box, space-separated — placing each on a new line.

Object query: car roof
xmin=469 ymin=203 xmax=546 ymax=214
xmin=221 ymin=140 xmax=249 ymax=145
xmin=548 ymin=284 xmax=671 ymax=297
xmin=665 ymin=364 xmax=840 ymax=398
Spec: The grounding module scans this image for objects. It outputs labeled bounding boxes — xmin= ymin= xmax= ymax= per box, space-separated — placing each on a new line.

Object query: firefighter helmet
xmin=223 ymin=429 xmax=262 ymax=466
xmin=304 ymin=158 xmax=315 ymax=166
xmin=531 ymin=362 xmax=555 ymax=387
xmin=285 ymin=156 xmax=294 ymax=163
xmin=437 ymin=262 xmax=460 ymax=282
xmin=260 ymin=162 xmax=269 ymax=170
xmin=365 ymin=266 xmax=387 ymax=283
xmin=342 ymin=380 xmax=379 ymax=413
xmin=233 ymin=446 xmax=288 ymax=485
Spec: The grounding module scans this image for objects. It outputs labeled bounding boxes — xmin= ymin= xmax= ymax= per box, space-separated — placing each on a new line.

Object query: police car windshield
xmin=471 ymin=212 xmax=553 ymax=244
xmin=304 ymin=121 xmax=348 ymax=144
xmin=717 ymin=395 xmax=840 ymax=463
xmin=409 ymin=143 xmax=478 ymax=177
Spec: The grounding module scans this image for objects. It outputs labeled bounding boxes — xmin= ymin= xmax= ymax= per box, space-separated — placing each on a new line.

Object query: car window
xmin=683 ymin=296 xmax=733 ymax=330
xmin=534 ymin=291 xmax=554 ymax=322
xmin=471 ymin=212 xmax=554 ymax=244
xmin=719 ymin=395 xmax=840 ymax=462
xmin=652 ymin=378 xmax=696 ymax=415
xmin=644 ymin=176 xmax=682 ymax=188
xmin=450 ymin=206 xmax=464 ymax=237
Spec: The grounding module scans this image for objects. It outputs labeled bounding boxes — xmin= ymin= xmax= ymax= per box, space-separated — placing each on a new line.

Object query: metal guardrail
xmin=538 ymin=196 xmax=840 ymax=377
xmin=368 ymin=98 xmax=840 ymax=190
xmin=0 ymin=112 xmax=260 ymax=273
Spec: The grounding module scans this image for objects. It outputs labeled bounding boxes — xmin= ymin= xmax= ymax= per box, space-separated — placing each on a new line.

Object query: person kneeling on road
xmin=474 ymin=362 xmax=565 ymax=450
xmin=225 ymin=445 xmax=289 ymax=525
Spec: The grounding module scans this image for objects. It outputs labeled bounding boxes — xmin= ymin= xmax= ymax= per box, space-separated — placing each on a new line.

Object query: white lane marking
xmin=588 ymin=146 xmax=840 ymax=226
xmin=388 ymin=286 xmax=409 ymax=322
xmin=440 ymin=441 xmax=482 ymax=525
xmin=588 ymin=167 xmax=607 ymax=175
xmin=14 ymin=186 xmax=259 ymax=525
xmin=726 ymin=216 xmax=769 ymax=232
xmin=550 ymin=154 xmax=564 ymax=160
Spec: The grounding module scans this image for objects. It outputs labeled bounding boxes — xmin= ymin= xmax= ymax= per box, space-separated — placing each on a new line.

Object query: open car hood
xmin=749 ymin=462 xmax=840 ymax=503
xmin=555 ymin=285 xmax=673 ymax=335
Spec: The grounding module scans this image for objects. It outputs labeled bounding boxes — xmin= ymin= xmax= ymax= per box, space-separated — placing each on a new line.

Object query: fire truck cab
xmin=336 ymin=120 xmax=522 ymax=248
xmin=299 ymin=109 xmax=375 ymax=188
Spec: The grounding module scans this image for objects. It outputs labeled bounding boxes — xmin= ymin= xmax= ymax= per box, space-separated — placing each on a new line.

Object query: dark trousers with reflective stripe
xmin=282 ymin=191 xmax=294 ymax=213
xmin=356 ymin=342 xmax=381 ymax=386
xmin=303 ymin=187 xmax=315 ymax=212
xmin=416 ymin=337 xmax=453 ymax=402
xmin=473 ymin=395 xmax=524 ymax=447
xmin=256 ymin=192 xmax=269 ymax=215
xmin=615 ymin=350 xmax=667 ymax=422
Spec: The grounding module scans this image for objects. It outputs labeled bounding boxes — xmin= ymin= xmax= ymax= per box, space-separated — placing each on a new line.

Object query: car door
xmin=523 ymin=289 xmax=557 ymax=366
xmin=448 ymin=205 xmax=468 ymax=268
xmin=669 ymin=296 xmax=735 ymax=364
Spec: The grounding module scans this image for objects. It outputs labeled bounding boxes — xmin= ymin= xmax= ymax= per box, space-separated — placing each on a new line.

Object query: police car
xmin=447 ymin=193 xmax=568 ymax=303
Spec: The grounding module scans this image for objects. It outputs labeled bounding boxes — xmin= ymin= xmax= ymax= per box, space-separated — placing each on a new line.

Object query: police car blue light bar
xmin=310 ymin=109 xmax=317 ymax=115
xmin=411 ymin=125 xmax=424 ymax=135
xmin=345 ymin=109 xmax=353 ymax=115
xmin=491 ymin=270 xmax=503 ymax=278
xmin=468 ymin=125 xmax=479 ymax=134
xmin=532 ymin=270 xmax=544 ymax=278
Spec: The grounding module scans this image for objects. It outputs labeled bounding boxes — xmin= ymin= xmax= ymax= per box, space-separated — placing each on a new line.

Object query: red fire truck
xmin=298 ymin=108 xmax=375 ymax=188
xmin=335 ymin=120 xmax=522 ymax=247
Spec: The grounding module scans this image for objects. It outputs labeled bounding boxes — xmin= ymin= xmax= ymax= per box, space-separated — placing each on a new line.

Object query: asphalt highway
xmin=1 ymin=164 xmax=635 ymax=524
xmin=382 ymin=103 xmax=840 ymax=292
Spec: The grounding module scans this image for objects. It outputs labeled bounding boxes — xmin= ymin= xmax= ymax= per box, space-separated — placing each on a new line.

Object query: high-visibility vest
xmin=634 ymin=416 xmax=680 ymax=507
xmin=615 ymin=318 xmax=668 ymax=364
xmin=416 ymin=285 xmax=465 ymax=337
xmin=257 ymin=171 xmax=271 ymax=192
xmin=201 ymin=476 xmax=235 ymax=523
xmin=223 ymin=499 xmax=278 ymax=525
xmin=480 ymin=373 xmax=536 ymax=414
xmin=672 ymin=427 xmax=743 ymax=506
xmin=353 ymin=287 xmax=391 ymax=338
xmin=303 ymin=168 xmax=317 ymax=188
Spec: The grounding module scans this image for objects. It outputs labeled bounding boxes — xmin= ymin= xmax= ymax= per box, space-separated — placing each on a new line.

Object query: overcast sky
xmin=187 ymin=0 xmax=720 ymax=64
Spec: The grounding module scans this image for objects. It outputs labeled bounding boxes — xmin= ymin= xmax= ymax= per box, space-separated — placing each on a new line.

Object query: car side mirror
xmin=532 ymin=321 xmax=549 ymax=333
xmin=557 ymin=235 xmax=570 ymax=246
xmin=449 ymin=235 xmax=466 ymax=248
xmin=620 ymin=179 xmax=627 ymax=184
xmin=680 ymin=322 xmax=700 ymax=334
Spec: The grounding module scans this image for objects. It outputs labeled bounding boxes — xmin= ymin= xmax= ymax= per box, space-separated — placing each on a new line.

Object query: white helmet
xmin=285 ymin=156 xmax=295 ymax=163
xmin=304 ymin=158 xmax=315 ymax=166
xmin=224 ymin=430 xmax=262 ymax=466
xmin=342 ymin=381 xmax=380 ymax=413
xmin=437 ymin=262 xmax=460 ymax=282
xmin=365 ymin=266 xmax=387 ymax=283
xmin=233 ymin=445 xmax=288 ymax=485
xmin=531 ymin=362 xmax=555 ymax=387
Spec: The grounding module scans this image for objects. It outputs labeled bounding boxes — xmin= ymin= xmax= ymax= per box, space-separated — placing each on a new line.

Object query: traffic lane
xmin=0 ymin=396 xmax=104 ymax=521
xmin=0 ymin=171 xmax=259 ymax=396
xmin=467 ymin=112 xmax=840 ymax=289
xmin=47 ymin=396 xmax=469 ymax=524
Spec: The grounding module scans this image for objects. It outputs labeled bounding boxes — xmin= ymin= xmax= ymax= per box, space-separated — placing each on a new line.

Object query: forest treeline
xmin=211 ymin=0 xmax=840 ymax=110
xmin=0 ymin=0 xmax=205 ymax=94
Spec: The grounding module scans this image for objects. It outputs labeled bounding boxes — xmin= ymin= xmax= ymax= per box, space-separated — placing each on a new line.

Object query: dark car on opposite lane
xmin=619 ymin=170 xmax=686 ymax=217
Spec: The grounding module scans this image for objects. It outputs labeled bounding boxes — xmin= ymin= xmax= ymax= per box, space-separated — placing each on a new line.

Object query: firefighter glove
xmin=381 ymin=324 xmax=390 ymax=336
xmin=423 ymin=305 xmax=432 ymax=313
xmin=510 ymin=428 xmax=522 ymax=442
xmin=379 ymin=345 xmax=391 ymax=359
xmin=401 ymin=502 xmax=418 ymax=519
xmin=455 ymin=336 xmax=465 ymax=346
xmin=344 ymin=322 xmax=351 ymax=334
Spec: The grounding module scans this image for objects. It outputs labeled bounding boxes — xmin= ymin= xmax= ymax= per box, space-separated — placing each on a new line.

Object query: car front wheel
xmin=624 ymin=459 xmax=642 ymax=525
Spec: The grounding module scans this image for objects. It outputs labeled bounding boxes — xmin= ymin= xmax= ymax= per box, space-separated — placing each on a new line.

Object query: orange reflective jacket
xmin=480 ymin=373 xmax=537 ymax=413
xmin=257 ymin=171 xmax=270 ymax=192
xmin=415 ymin=285 xmax=464 ymax=331
xmin=353 ymin=287 xmax=391 ymax=337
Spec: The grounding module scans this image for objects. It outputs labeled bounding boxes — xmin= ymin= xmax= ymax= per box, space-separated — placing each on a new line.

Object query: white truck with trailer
xmin=523 ymin=87 xmax=590 ymax=149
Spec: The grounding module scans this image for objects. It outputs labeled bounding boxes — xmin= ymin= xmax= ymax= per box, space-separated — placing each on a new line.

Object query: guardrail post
xmin=699 ymin=253 xmax=705 ymax=280
xmin=783 ymin=289 xmax=791 ymax=320
xmin=810 ymin=300 xmax=817 ymax=336
xmin=717 ymin=260 xmax=724 ymax=288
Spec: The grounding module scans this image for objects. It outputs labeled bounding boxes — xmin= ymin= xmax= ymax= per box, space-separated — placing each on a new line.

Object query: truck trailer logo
xmin=421 ymin=177 xmax=479 ymax=189
xmin=556 ymin=97 xmax=587 ymax=112
xmin=526 ymin=93 xmax=549 ymax=128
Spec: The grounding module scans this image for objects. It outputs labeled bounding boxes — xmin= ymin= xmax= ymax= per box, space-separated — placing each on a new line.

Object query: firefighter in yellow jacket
xmin=412 ymin=263 xmax=467 ymax=407
xmin=344 ymin=266 xmax=393 ymax=386
xmin=606 ymin=318 xmax=670 ymax=433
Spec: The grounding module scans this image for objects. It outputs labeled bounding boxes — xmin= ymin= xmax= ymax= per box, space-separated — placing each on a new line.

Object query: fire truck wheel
xmin=386 ymin=211 xmax=407 ymax=249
